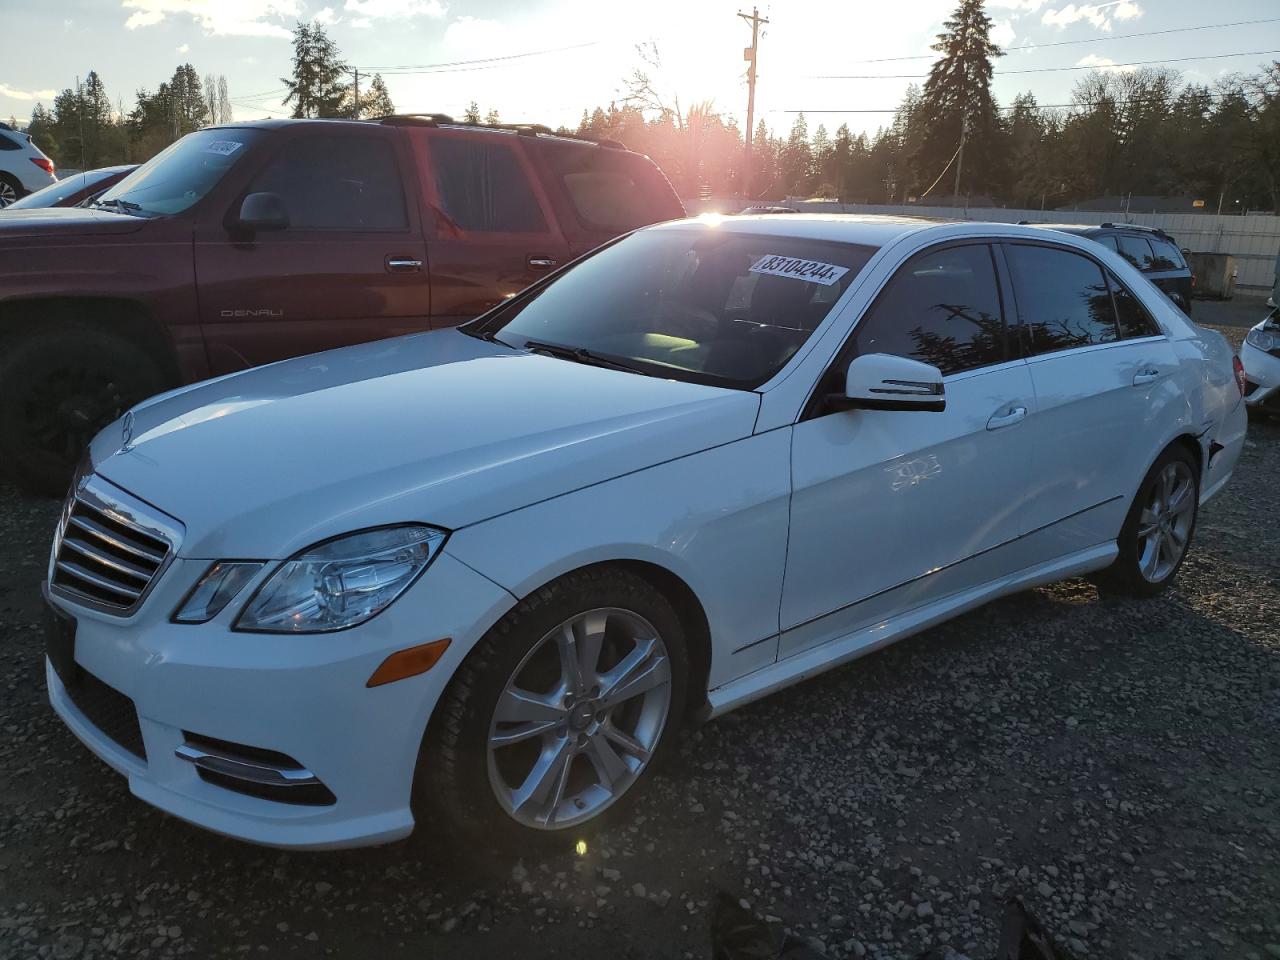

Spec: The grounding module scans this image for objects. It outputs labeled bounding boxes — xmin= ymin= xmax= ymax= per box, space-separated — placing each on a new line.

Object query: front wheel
xmin=418 ymin=567 xmax=688 ymax=850
xmin=1094 ymin=446 xmax=1199 ymax=597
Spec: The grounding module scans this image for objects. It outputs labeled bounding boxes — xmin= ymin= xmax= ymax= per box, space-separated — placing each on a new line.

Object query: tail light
xmin=30 ymin=157 xmax=54 ymax=175
xmin=1233 ymin=355 xmax=1246 ymax=397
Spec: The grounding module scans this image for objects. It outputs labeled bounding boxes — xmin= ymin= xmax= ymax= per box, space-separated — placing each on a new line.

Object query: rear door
xmin=194 ymin=126 xmax=430 ymax=372
xmin=1005 ymin=241 xmax=1179 ymax=554
xmin=405 ymin=127 xmax=571 ymax=328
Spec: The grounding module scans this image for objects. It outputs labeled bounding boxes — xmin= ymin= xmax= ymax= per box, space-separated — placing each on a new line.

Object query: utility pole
xmin=76 ymin=75 xmax=85 ymax=171
xmin=352 ymin=67 xmax=360 ymax=120
xmin=738 ymin=7 xmax=768 ymax=199
xmin=953 ymin=114 xmax=967 ymax=203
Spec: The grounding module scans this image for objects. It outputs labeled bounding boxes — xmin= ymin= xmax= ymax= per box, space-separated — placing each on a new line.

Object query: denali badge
xmin=220 ymin=308 xmax=284 ymax=318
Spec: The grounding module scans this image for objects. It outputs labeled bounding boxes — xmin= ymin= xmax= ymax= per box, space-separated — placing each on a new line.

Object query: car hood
xmin=90 ymin=330 xmax=760 ymax=558
xmin=0 ymin=207 xmax=147 ymax=238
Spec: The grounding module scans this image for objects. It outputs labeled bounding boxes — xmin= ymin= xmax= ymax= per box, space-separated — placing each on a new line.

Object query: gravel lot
xmin=2 ymin=322 xmax=1278 ymax=960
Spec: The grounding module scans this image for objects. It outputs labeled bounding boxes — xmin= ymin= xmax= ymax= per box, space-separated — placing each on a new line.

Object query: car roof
xmin=1033 ymin=222 xmax=1174 ymax=239
xmin=649 ymin=213 xmax=962 ymax=246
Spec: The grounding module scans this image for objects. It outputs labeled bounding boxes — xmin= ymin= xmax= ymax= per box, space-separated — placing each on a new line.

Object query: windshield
xmin=96 ymin=128 xmax=263 ymax=216
xmin=479 ymin=227 xmax=877 ymax=389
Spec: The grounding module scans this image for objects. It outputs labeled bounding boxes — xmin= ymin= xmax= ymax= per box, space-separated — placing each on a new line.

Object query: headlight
xmin=173 ymin=562 xmax=266 ymax=624
xmin=234 ymin=525 xmax=447 ymax=633
xmin=1246 ymin=326 xmax=1277 ymax=352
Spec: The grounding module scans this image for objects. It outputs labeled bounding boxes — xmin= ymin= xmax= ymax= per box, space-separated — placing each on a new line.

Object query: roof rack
xmin=1099 ymin=221 xmax=1170 ymax=238
xmin=374 ymin=114 xmax=624 ymax=148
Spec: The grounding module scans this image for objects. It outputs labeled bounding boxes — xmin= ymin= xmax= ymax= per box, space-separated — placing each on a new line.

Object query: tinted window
xmin=542 ymin=143 xmax=678 ymax=232
xmin=1149 ymin=237 xmax=1184 ymax=271
xmin=1109 ymin=272 xmax=1160 ymax=338
xmin=485 ymin=229 xmax=876 ymax=388
xmin=250 ymin=135 xmax=406 ymax=230
xmin=0 ymin=133 xmax=21 ymax=151
xmin=1007 ymin=244 xmax=1118 ymax=353
xmin=1116 ymin=235 xmax=1154 ymax=271
xmin=432 ymin=136 xmax=546 ymax=232
xmin=851 ymin=244 xmax=1006 ymax=376
xmin=1094 ymin=235 xmax=1119 ymax=253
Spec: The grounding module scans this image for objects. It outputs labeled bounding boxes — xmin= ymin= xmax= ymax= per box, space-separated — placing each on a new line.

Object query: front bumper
xmin=1241 ymin=339 xmax=1280 ymax=411
xmin=45 ymin=550 xmax=514 ymax=849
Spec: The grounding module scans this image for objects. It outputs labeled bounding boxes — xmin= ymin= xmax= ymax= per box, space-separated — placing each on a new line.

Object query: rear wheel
xmin=0 ymin=174 xmax=21 ymax=208
xmin=1094 ymin=446 xmax=1199 ymax=597
xmin=418 ymin=567 xmax=688 ymax=850
xmin=0 ymin=326 xmax=167 ymax=496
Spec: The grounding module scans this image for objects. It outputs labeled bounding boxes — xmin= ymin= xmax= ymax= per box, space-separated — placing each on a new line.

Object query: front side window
xmin=249 ymin=135 xmax=407 ymax=230
xmin=1116 ymin=235 xmax=1155 ymax=271
xmin=477 ymin=228 xmax=877 ymax=389
xmin=1007 ymin=244 xmax=1118 ymax=353
xmin=849 ymin=244 xmax=1006 ymax=376
xmin=97 ymin=128 xmax=264 ymax=216
xmin=431 ymin=136 xmax=547 ymax=233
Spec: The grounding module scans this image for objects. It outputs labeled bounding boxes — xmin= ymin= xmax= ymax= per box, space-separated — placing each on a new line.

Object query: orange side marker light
xmin=366 ymin=638 xmax=452 ymax=688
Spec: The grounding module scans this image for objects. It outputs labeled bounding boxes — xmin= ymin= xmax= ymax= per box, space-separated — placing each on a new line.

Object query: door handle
xmin=386 ymin=257 xmax=423 ymax=273
xmin=1132 ymin=367 xmax=1160 ymax=386
xmin=986 ymin=405 xmax=1027 ymax=430
xmin=527 ymin=256 xmax=559 ymax=270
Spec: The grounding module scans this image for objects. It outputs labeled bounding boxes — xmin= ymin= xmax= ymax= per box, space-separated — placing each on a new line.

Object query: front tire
xmin=417 ymin=567 xmax=689 ymax=851
xmin=1094 ymin=446 xmax=1199 ymax=597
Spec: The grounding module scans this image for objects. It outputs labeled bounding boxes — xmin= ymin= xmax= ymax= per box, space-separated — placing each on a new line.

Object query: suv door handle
xmin=386 ymin=257 xmax=423 ymax=273
xmin=986 ymin=405 xmax=1027 ymax=430
xmin=1133 ymin=367 xmax=1161 ymax=385
xmin=527 ymin=256 xmax=559 ymax=270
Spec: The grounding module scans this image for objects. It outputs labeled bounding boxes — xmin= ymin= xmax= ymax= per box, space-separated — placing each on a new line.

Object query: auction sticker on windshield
xmin=205 ymin=140 xmax=244 ymax=156
xmin=749 ymin=255 xmax=849 ymax=286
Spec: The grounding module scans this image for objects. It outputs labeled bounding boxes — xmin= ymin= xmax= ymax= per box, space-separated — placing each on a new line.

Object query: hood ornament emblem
xmin=120 ymin=411 xmax=135 ymax=452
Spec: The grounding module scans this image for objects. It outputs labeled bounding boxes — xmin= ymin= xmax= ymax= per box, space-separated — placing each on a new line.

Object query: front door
xmin=780 ymin=242 xmax=1037 ymax=657
xmin=194 ymin=127 xmax=430 ymax=373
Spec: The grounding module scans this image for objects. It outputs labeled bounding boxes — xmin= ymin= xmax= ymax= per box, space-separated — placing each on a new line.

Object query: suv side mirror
xmin=830 ymin=353 xmax=946 ymax=412
xmin=234 ymin=192 xmax=289 ymax=233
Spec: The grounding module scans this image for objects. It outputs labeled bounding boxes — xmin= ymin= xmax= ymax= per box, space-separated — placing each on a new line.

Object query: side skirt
xmin=703 ymin=542 xmax=1116 ymax=720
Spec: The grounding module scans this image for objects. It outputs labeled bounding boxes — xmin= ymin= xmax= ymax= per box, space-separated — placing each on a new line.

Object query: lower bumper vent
xmin=177 ymin=733 xmax=335 ymax=806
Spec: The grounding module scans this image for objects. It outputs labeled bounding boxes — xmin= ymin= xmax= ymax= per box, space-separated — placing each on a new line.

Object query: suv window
xmin=1108 ymin=271 xmax=1161 ymax=339
xmin=542 ymin=144 xmax=672 ymax=232
xmin=1007 ymin=244 xmax=1118 ymax=353
xmin=1148 ymin=237 xmax=1184 ymax=271
xmin=1094 ymin=235 xmax=1119 ymax=253
xmin=0 ymin=133 xmax=21 ymax=151
xmin=250 ymin=135 xmax=407 ymax=230
xmin=1116 ymin=235 xmax=1155 ymax=271
xmin=850 ymin=244 xmax=1007 ymax=376
xmin=432 ymin=136 xmax=547 ymax=233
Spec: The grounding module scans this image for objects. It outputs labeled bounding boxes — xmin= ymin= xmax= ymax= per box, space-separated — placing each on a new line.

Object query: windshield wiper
xmin=90 ymin=197 xmax=144 ymax=216
xmin=521 ymin=339 xmax=641 ymax=374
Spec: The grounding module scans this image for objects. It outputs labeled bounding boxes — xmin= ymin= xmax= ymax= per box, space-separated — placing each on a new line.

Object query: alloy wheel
xmin=0 ymin=180 xmax=15 ymax=207
xmin=1136 ymin=460 xmax=1195 ymax=583
xmin=487 ymin=607 xmax=673 ymax=830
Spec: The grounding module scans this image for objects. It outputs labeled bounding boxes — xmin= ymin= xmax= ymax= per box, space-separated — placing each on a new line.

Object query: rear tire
xmin=0 ymin=174 xmax=22 ymax=208
xmin=0 ymin=325 xmax=167 ymax=496
xmin=1092 ymin=445 xmax=1199 ymax=598
xmin=416 ymin=567 xmax=689 ymax=853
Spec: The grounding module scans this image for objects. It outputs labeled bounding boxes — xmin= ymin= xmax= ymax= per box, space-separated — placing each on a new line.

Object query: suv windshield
xmin=477 ymin=227 xmax=877 ymax=389
xmin=95 ymin=128 xmax=263 ymax=216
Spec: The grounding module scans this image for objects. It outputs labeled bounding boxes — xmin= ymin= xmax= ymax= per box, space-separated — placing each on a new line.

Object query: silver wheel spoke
xmin=490 ymin=718 xmax=562 ymax=748
xmin=584 ymin=730 xmax=630 ymax=787
xmin=555 ymin=623 xmax=585 ymax=693
xmin=511 ymin=737 xmax=574 ymax=822
xmin=603 ymin=722 xmax=652 ymax=762
xmin=495 ymin=686 xmax=565 ymax=725
xmin=1168 ymin=480 xmax=1193 ymax=517
xmin=1140 ymin=539 xmax=1161 ymax=579
xmin=574 ymin=610 xmax=608 ymax=690
xmin=599 ymin=641 xmax=671 ymax=710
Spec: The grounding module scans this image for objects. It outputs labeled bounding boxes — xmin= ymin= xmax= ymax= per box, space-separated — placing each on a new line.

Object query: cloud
xmin=121 ymin=0 xmax=303 ymax=38
xmin=442 ymin=15 xmax=505 ymax=50
xmin=342 ymin=0 xmax=445 ymax=21
xmin=1076 ymin=53 xmax=1137 ymax=73
xmin=315 ymin=6 xmax=337 ymax=23
xmin=176 ymin=42 xmax=190 ymax=53
xmin=1042 ymin=0 xmax=1142 ymax=30
xmin=986 ymin=0 xmax=1047 ymax=11
xmin=990 ymin=19 xmax=1016 ymax=48
xmin=0 ymin=83 xmax=58 ymax=101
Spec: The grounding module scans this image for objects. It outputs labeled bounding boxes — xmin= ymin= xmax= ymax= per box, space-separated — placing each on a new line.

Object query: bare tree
xmin=621 ymin=41 xmax=684 ymax=131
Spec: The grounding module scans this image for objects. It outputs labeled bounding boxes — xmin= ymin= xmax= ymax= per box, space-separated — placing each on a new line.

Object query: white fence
xmin=684 ymin=198 xmax=1280 ymax=298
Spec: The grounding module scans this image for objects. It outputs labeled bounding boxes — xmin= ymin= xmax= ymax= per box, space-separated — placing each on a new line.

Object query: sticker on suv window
xmin=205 ymin=140 xmax=244 ymax=156
xmin=749 ymin=255 xmax=849 ymax=286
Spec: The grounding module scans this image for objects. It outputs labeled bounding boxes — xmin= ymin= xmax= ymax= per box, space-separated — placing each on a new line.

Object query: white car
xmin=0 ymin=122 xmax=56 ymax=206
xmin=1241 ymin=307 xmax=1280 ymax=415
xmin=44 ymin=216 xmax=1247 ymax=850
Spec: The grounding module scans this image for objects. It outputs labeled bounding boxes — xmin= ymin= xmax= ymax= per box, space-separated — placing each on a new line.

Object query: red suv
xmin=0 ymin=117 xmax=683 ymax=494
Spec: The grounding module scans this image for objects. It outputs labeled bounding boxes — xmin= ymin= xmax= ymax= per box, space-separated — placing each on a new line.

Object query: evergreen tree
xmin=281 ymin=20 xmax=350 ymax=119
xmin=913 ymin=0 xmax=1003 ymax=198
xmin=27 ymin=103 xmax=57 ymax=161
xmin=484 ymin=106 xmax=501 ymax=126
xmin=781 ymin=113 xmax=812 ymax=196
xmin=463 ymin=101 xmax=481 ymax=124
xmin=349 ymin=73 xmax=394 ymax=118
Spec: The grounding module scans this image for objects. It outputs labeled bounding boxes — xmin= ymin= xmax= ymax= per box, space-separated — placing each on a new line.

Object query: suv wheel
xmin=0 ymin=174 xmax=20 ymax=208
xmin=0 ymin=326 xmax=167 ymax=496
xmin=418 ymin=567 xmax=688 ymax=850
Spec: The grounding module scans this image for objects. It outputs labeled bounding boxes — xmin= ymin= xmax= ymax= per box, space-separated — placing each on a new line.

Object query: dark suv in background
xmin=0 ymin=116 xmax=684 ymax=494
xmin=1040 ymin=223 xmax=1194 ymax=316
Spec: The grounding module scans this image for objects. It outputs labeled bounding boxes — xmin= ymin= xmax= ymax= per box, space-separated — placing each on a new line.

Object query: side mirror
xmin=831 ymin=353 xmax=946 ymax=412
xmin=233 ymin=192 xmax=289 ymax=233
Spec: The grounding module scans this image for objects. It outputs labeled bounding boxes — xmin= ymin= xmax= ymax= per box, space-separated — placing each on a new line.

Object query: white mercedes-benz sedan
xmin=45 ymin=215 xmax=1247 ymax=850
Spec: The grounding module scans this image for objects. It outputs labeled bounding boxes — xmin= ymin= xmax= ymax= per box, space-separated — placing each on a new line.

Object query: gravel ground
xmin=2 ymin=323 xmax=1278 ymax=960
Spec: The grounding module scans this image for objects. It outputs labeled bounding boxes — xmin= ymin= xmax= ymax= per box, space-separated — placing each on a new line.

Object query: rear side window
xmin=542 ymin=144 xmax=677 ymax=233
xmin=1007 ymin=244 xmax=1118 ymax=353
xmin=1149 ymin=237 xmax=1184 ymax=271
xmin=1116 ymin=235 xmax=1155 ymax=271
xmin=0 ymin=133 xmax=21 ymax=151
xmin=851 ymin=244 xmax=1006 ymax=376
xmin=431 ymin=136 xmax=547 ymax=233
xmin=1108 ymin=272 xmax=1161 ymax=338
xmin=250 ymin=135 xmax=407 ymax=230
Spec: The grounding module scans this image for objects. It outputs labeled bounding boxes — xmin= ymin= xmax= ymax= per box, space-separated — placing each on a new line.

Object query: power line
xmin=776 ymin=89 xmax=1246 ymax=115
xmin=813 ymin=48 xmax=1280 ymax=80
xmin=843 ymin=17 xmax=1280 ymax=63
xmin=359 ymin=41 xmax=599 ymax=76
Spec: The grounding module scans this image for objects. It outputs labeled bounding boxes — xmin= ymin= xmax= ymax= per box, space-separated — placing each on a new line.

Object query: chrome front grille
xmin=50 ymin=475 xmax=181 ymax=615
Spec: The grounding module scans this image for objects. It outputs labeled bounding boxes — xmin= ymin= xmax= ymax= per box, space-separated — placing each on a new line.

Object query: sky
xmin=2 ymin=0 xmax=1279 ymax=138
